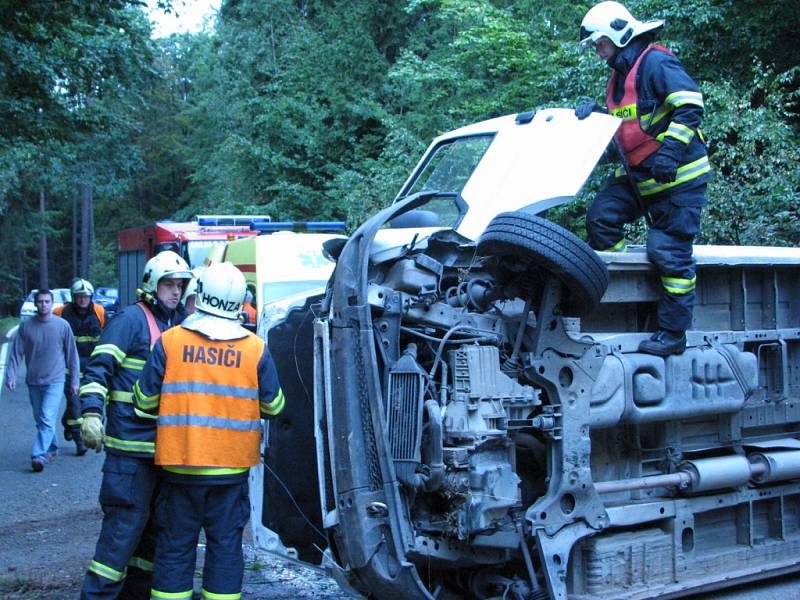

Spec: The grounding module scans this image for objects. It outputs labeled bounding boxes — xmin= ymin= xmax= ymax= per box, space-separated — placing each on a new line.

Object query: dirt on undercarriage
xmin=0 ymin=359 xmax=347 ymax=600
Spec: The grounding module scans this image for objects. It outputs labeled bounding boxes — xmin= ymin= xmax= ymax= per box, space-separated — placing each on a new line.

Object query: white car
xmin=19 ymin=288 xmax=71 ymax=320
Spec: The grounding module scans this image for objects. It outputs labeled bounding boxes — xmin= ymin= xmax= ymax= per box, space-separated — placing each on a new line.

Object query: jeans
xmin=28 ymin=381 xmax=63 ymax=460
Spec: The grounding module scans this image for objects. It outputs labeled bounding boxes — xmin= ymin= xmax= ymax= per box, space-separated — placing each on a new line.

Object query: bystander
xmin=5 ymin=288 xmax=80 ymax=472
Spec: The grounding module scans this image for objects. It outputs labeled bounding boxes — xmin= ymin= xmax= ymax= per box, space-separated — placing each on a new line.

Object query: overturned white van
xmin=252 ymin=109 xmax=800 ymax=600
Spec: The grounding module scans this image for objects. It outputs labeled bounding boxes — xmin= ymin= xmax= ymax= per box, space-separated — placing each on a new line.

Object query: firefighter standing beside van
xmin=133 ymin=262 xmax=284 ymax=600
xmin=576 ymin=1 xmax=711 ymax=356
xmin=79 ymin=251 xmax=192 ymax=600
xmin=55 ymin=278 xmax=105 ymax=456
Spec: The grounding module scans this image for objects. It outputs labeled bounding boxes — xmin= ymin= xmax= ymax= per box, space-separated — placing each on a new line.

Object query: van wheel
xmin=477 ymin=211 xmax=608 ymax=316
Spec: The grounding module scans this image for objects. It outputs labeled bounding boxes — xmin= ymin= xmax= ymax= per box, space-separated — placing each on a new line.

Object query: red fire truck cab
xmin=117 ymin=215 xmax=270 ymax=308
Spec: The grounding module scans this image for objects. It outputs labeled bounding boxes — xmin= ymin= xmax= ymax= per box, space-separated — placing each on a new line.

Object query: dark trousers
xmin=587 ymin=178 xmax=705 ymax=332
xmin=151 ymin=479 xmax=250 ymax=597
xmin=81 ymin=454 xmax=158 ymax=600
xmin=61 ymin=385 xmax=83 ymax=444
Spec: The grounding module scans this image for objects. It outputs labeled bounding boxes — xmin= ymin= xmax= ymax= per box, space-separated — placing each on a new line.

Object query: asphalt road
xmin=2 ymin=337 xmax=800 ymax=599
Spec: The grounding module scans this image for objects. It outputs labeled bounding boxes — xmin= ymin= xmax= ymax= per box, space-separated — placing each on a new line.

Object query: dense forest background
xmin=0 ymin=0 xmax=797 ymax=314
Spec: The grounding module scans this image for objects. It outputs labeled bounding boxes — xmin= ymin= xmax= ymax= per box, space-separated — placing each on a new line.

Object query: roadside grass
xmin=0 ymin=316 xmax=19 ymax=339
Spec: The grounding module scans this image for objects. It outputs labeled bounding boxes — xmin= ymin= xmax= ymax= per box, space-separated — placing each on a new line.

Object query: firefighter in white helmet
xmin=576 ymin=1 xmax=711 ymax=356
xmin=79 ymin=250 xmax=193 ymax=599
xmin=134 ymin=261 xmax=284 ymax=600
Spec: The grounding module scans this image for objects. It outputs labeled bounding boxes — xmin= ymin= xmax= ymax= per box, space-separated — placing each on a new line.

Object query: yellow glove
xmin=81 ymin=413 xmax=104 ymax=453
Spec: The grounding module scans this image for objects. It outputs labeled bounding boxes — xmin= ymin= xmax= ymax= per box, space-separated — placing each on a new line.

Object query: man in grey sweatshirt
xmin=6 ymin=288 xmax=80 ymax=472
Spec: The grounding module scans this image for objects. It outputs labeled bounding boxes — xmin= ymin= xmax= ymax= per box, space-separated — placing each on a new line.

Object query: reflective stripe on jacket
xmin=604 ymin=40 xmax=711 ymax=198
xmin=606 ymin=44 xmax=673 ymax=166
xmin=55 ymin=302 xmax=105 ymax=370
xmin=155 ymin=327 xmax=267 ymax=468
xmin=79 ymin=301 xmax=185 ymax=458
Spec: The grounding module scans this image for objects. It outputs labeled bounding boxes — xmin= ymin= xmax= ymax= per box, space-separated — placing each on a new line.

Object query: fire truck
xmin=117 ymin=215 xmax=270 ymax=308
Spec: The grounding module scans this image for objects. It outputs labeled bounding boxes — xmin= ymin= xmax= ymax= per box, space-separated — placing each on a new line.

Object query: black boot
xmin=638 ymin=330 xmax=686 ymax=356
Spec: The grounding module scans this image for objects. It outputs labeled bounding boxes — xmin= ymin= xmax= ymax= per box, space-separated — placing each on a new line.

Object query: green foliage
xmin=700 ymin=64 xmax=800 ymax=246
xmin=0 ymin=0 xmax=797 ymax=314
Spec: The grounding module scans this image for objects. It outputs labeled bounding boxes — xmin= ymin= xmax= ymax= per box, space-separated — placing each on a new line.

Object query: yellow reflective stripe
xmin=640 ymin=104 xmax=670 ymax=129
xmin=657 ymin=122 xmax=694 ymax=145
xmin=201 ymin=588 xmax=242 ymax=600
xmin=92 ymin=344 xmax=126 ymax=364
xmin=110 ymin=390 xmax=157 ymax=419
xmin=133 ymin=380 xmax=160 ymax=410
xmin=122 ymin=357 xmax=146 ymax=371
xmin=638 ymin=156 xmax=711 ymax=196
xmin=609 ymin=103 xmax=637 ymax=121
xmin=163 ymin=466 xmax=249 ymax=476
xmin=89 ymin=560 xmax=126 ymax=582
xmin=603 ymin=238 xmax=628 ymax=253
xmin=80 ymin=382 xmax=108 ymax=399
xmin=104 ymin=436 xmax=155 ymax=453
xmin=661 ymin=275 xmax=697 ymax=294
xmin=110 ymin=391 xmax=134 ymax=403
xmin=151 ymin=590 xmax=193 ymax=599
xmin=128 ymin=556 xmax=153 ymax=572
xmin=261 ymin=388 xmax=285 ymax=416
xmin=665 ymin=90 xmax=703 ymax=108
xmin=66 ymin=417 xmax=84 ymax=426
xmin=75 ymin=335 xmax=101 ymax=343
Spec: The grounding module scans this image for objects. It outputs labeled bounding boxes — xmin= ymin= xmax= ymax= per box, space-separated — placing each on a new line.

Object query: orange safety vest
xmin=242 ymin=301 xmax=257 ymax=325
xmin=606 ymin=44 xmax=673 ymax=166
xmin=155 ymin=327 xmax=266 ymax=468
xmin=55 ymin=302 xmax=106 ymax=329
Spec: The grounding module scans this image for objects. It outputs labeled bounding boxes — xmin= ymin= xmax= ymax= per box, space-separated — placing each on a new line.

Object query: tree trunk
xmin=38 ymin=190 xmax=48 ymax=289
xmin=80 ymin=183 xmax=92 ymax=278
xmin=72 ymin=190 xmax=78 ymax=279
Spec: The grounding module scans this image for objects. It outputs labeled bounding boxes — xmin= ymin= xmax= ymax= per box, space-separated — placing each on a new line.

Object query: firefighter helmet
xmin=140 ymin=251 xmax=193 ymax=295
xmin=70 ymin=278 xmax=94 ymax=297
xmin=579 ymin=2 xmax=663 ymax=49
xmin=194 ymin=262 xmax=247 ymax=320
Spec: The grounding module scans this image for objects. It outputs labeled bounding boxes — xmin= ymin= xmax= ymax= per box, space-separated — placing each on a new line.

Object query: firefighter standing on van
xmin=55 ymin=278 xmax=105 ymax=456
xmin=78 ymin=251 xmax=192 ymax=600
xmin=576 ymin=1 xmax=711 ymax=356
xmin=133 ymin=261 xmax=284 ymax=600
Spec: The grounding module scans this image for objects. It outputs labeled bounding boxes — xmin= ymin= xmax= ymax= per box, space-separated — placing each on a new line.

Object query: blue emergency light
xmin=196 ymin=215 xmax=272 ymax=227
xmin=250 ymin=221 xmax=347 ymax=234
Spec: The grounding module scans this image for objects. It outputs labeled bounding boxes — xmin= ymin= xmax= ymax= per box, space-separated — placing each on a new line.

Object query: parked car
xmin=19 ymin=288 xmax=71 ymax=320
xmin=94 ymin=286 xmax=120 ymax=316
xmin=253 ymin=108 xmax=800 ymax=600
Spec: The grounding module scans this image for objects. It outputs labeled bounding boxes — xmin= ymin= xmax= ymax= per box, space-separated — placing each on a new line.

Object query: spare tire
xmin=477 ymin=211 xmax=608 ymax=316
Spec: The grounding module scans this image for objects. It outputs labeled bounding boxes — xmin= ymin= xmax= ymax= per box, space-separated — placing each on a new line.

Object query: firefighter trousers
xmin=61 ymin=384 xmax=83 ymax=444
xmin=151 ymin=479 xmax=250 ymax=598
xmin=587 ymin=178 xmax=705 ymax=332
xmin=81 ymin=454 xmax=158 ymax=600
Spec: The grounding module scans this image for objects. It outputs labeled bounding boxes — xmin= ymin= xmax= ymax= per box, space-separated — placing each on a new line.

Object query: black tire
xmin=477 ymin=211 xmax=608 ymax=316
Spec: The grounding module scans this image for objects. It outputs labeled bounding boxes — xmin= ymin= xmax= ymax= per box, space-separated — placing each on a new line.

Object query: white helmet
xmin=140 ymin=251 xmax=193 ymax=295
xmin=579 ymin=2 xmax=663 ymax=49
xmin=194 ymin=262 xmax=247 ymax=320
xmin=182 ymin=267 xmax=204 ymax=306
xmin=70 ymin=278 xmax=94 ymax=297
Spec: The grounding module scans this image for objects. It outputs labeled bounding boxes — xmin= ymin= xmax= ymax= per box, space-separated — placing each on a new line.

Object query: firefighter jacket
xmin=55 ymin=302 xmax=105 ymax=374
xmin=80 ymin=300 xmax=186 ymax=458
xmin=133 ymin=325 xmax=283 ymax=482
xmin=605 ymin=37 xmax=711 ymax=199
